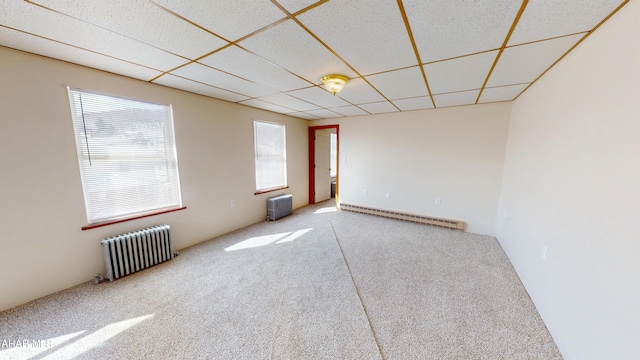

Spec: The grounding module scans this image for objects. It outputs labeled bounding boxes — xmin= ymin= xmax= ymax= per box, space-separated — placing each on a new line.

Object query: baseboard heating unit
xmin=99 ymin=224 xmax=174 ymax=282
xmin=339 ymin=204 xmax=465 ymax=231
xmin=267 ymin=194 xmax=293 ymax=221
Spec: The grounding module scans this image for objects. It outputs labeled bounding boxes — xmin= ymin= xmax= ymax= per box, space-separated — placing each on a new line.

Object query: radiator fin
xmin=339 ymin=204 xmax=464 ymax=231
xmin=101 ymin=224 xmax=173 ymax=282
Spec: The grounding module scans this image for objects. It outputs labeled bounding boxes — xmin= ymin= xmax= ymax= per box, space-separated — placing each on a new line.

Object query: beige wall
xmin=496 ymin=2 xmax=640 ymax=359
xmin=0 ymin=47 xmax=308 ymax=312
xmin=312 ymin=102 xmax=512 ymax=236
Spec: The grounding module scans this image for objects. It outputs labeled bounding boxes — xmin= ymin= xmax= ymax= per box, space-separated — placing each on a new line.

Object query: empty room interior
xmin=1 ymin=1 xmax=638 ymax=359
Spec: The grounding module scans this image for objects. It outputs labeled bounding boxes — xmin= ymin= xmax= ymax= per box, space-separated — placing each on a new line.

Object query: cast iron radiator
xmin=100 ymin=224 xmax=173 ymax=282
xmin=267 ymin=194 xmax=293 ymax=221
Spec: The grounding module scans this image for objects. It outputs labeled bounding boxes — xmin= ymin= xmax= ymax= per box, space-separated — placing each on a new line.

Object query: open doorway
xmin=308 ymin=125 xmax=339 ymax=204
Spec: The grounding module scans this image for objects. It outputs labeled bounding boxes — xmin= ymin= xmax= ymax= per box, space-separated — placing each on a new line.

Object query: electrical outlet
xmin=435 ymin=197 xmax=441 ymax=205
xmin=541 ymin=246 xmax=547 ymax=260
xmin=385 ymin=192 xmax=390 ymax=198
xmin=364 ymin=189 xmax=368 ymax=196
xmin=230 ymin=200 xmax=236 ymax=207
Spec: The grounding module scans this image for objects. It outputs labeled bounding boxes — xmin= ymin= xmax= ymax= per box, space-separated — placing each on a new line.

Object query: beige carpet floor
xmin=0 ymin=200 xmax=562 ymax=359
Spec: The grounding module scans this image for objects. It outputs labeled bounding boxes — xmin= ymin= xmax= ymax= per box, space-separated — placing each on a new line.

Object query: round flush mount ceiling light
xmin=321 ymin=74 xmax=349 ymax=95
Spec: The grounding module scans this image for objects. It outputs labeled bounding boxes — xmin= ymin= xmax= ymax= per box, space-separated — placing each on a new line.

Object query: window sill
xmin=254 ymin=186 xmax=289 ymax=195
xmin=81 ymin=206 xmax=187 ymax=231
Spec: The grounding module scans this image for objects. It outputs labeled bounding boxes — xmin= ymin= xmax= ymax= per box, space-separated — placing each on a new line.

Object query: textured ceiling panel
xmin=359 ymin=101 xmax=399 ymax=115
xmin=487 ymin=34 xmax=583 ymax=87
xmin=298 ymin=0 xmax=416 ymax=75
xmin=404 ymin=0 xmax=522 ymax=62
xmin=306 ymin=109 xmax=343 ymax=118
xmin=328 ymin=106 xmax=369 ymax=117
xmin=240 ymin=20 xmax=356 ymax=84
xmin=287 ymin=87 xmax=350 ymax=108
xmin=288 ymin=111 xmax=322 ymax=120
xmin=334 ymin=78 xmax=385 ymax=105
xmin=478 ymin=84 xmax=529 ymax=104
xmin=0 ymin=0 xmax=627 ymax=119
xmin=432 ymin=90 xmax=479 ymax=108
xmin=257 ymin=93 xmax=320 ymax=112
xmin=172 ymin=63 xmax=278 ymax=98
xmin=366 ymin=67 xmax=428 ymax=100
xmin=509 ymin=0 xmax=623 ymax=45
xmin=153 ymin=74 xmax=249 ymax=102
xmin=426 ymin=51 xmax=498 ymax=95
xmin=152 ymin=0 xmax=285 ymax=41
xmin=33 ymin=0 xmax=227 ymax=59
xmin=0 ymin=2 xmax=186 ymax=72
xmin=276 ymin=0 xmax=322 ymax=14
xmin=393 ymin=97 xmax=434 ymax=112
xmin=0 ymin=26 xmax=162 ymax=82
xmin=199 ymin=46 xmax=311 ymax=92
xmin=239 ymin=99 xmax=296 ymax=114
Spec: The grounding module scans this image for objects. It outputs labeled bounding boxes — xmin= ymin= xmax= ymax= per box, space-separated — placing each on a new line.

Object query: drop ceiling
xmin=0 ymin=0 xmax=628 ymax=120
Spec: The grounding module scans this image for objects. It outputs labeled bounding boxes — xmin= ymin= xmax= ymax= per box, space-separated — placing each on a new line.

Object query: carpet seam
xmin=329 ymin=220 xmax=386 ymax=360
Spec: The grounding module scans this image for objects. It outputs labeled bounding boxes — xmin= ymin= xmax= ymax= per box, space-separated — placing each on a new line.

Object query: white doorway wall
xmin=314 ymin=129 xmax=331 ymax=203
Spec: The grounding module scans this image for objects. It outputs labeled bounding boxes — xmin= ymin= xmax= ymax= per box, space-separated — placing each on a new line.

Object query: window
xmin=68 ymin=88 xmax=183 ymax=225
xmin=254 ymin=120 xmax=287 ymax=192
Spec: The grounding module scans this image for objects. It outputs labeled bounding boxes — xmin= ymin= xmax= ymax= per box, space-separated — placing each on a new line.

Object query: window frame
xmin=253 ymin=120 xmax=288 ymax=195
xmin=67 ymin=88 xmax=185 ymax=230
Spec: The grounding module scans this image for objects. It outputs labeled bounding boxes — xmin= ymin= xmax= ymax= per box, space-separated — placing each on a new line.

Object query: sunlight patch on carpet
xmin=225 ymin=228 xmax=313 ymax=251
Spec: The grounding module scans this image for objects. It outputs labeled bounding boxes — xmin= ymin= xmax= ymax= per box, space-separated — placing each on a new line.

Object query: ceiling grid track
xmin=514 ymin=0 xmax=630 ymax=100
xmin=270 ymin=0 xmax=402 ymax=112
xmin=475 ymin=0 xmax=529 ymax=104
xmin=396 ymin=0 xmax=436 ymax=108
xmin=2 ymin=0 xmax=629 ymax=119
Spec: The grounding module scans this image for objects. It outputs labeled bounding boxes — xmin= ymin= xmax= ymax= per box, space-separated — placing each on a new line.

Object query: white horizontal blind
xmin=68 ymin=88 xmax=182 ymax=223
xmin=254 ymin=120 xmax=287 ymax=191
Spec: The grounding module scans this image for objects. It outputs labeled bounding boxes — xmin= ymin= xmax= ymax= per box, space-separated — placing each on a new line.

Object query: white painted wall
xmin=312 ymin=102 xmax=512 ymax=236
xmin=496 ymin=2 xmax=640 ymax=359
xmin=0 ymin=47 xmax=308 ymax=312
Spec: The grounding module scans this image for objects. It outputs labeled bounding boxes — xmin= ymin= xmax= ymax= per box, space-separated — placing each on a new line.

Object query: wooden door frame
xmin=308 ymin=125 xmax=339 ymax=204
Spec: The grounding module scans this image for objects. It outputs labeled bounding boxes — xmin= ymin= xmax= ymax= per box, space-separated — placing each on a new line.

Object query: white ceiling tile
xmin=297 ymin=0 xmax=416 ymax=75
xmin=0 ymin=26 xmax=162 ymax=82
xmin=257 ymin=93 xmax=320 ymax=112
xmin=509 ymin=0 xmax=623 ymax=45
xmin=426 ymin=51 xmax=498 ymax=94
xmin=172 ymin=63 xmax=278 ymax=98
xmin=288 ymin=112 xmax=322 ymax=120
xmin=329 ymin=106 xmax=369 ymax=117
xmin=0 ymin=1 xmax=186 ymax=71
xmin=334 ymin=78 xmax=385 ymax=105
xmin=287 ymin=87 xmax=350 ymax=108
xmin=433 ymin=90 xmax=479 ymax=108
xmin=239 ymin=99 xmax=295 ymax=114
xmin=487 ymin=33 xmax=583 ymax=87
xmin=393 ymin=97 xmax=435 ymax=112
xmin=366 ymin=67 xmax=428 ymax=100
xmin=358 ymin=101 xmax=399 ymax=115
xmin=276 ymin=0 xmax=321 ymax=14
xmin=239 ymin=20 xmax=356 ymax=84
xmin=153 ymin=74 xmax=249 ymax=102
xmin=306 ymin=109 xmax=344 ymax=119
xmin=152 ymin=0 xmax=285 ymax=41
xmin=478 ymin=84 xmax=529 ymax=104
xmin=404 ymin=0 xmax=522 ymax=62
xmin=32 ymin=0 xmax=228 ymax=59
xmin=199 ymin=46 xmax=311 ymax=92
